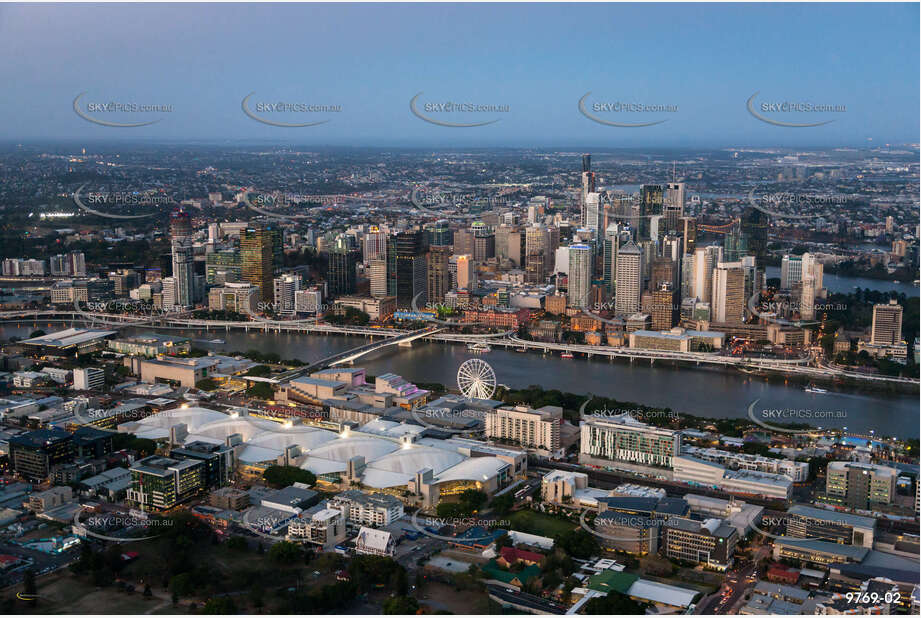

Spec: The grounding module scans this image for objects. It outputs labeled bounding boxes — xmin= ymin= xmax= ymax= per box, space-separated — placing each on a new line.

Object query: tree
xmin=554 ymin=528 xmax=599 ymax=560
xmin=195 ymin=378 xmax=219 ymax=391
xmin=202 ymin=597 xmax=237 ymax=614
xmin=490 ymin=494 xmax=515 ymax=516
xmin=29 ymin=329 xmax=46 ymax=338
xmin=382 ymin=595 xmax=419 ymax=614
xmin=169 ymin=573 xmax=194 ymax=598
xmin=262 ymin=465 xmax=316 ymax=488
xmin=267 ymin=541 xmax=302 ymax=564
xmin=583 ymin=592 xmax=646 ymax=614
xmin=246 ymin=382 xmax=275 ymax=400
xmin=244 ymin=365 xmax=273 ymax=377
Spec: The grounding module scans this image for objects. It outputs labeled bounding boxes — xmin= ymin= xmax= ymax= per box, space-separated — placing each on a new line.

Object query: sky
xmin=0 ymin=2 xmax=918 ymax=148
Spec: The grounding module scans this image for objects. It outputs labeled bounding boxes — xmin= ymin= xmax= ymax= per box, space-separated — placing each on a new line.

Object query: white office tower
xmin=711 ymin=262 xmax=746 ymax=324
xmin=171 ymin=239 xmax=194 ymax=309
xmin=453 ymin=254 xmax=476 ymax=291
xmin=800 ymin=274 xmax=816 ymax=320
xmin=801 ymin=252 xmax=824 ymax=297
xmin=554 ymin=246 xmax=570 ymax=275
xmin=583 ymin=191 xmax=602 ymax=231
xmin=692 ymin=245 xmax=723 ymax=303
xmin=568 ymin=244 xmax=592 ymax=309
xmin=208 ymin=223 xmax=220 ymax=244
xmin=161 ymin=277 xmax=177 ymax=310
xmin=363 ymin=229 xmax=388 ymax=263
xmin=369 ymin=259 xmax=388 ymax=298
xmin=273 ymin=274 xmax=301 ymax=315
xmin=780 ymin=255 xmax=802 ymax=290
xmin=615 ymin=241 xmax=643 ymax=315
xmin=649 ymin=215 xmax=664 ymax=241
xmin=295 ymin=288 xmax=323 ymax=314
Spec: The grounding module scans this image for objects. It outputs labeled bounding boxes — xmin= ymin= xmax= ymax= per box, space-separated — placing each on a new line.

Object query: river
xmin=5 ymin=323 xmax=910 ymax=438
xmin=764 ymin=266 xmax=919 ymax=296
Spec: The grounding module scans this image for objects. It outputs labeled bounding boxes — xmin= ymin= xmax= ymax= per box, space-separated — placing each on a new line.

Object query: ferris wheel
xmin=457 ymin=358 xmax=497 ymax=400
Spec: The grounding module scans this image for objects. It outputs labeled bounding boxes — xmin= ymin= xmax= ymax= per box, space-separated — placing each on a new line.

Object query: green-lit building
xmin=127 ymin=455 xmax=205 ymax=511
xmin=205 ymin=249 xmax=242 ymax=285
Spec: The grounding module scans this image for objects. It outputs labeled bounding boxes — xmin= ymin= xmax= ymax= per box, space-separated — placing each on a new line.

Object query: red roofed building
xmin=497 ymin=546 xmax=545 ymax=569
xmin=0 ymin=555 xmax=22 ymax=570
xmin=766 ymin=563 xmax=799 ymax=585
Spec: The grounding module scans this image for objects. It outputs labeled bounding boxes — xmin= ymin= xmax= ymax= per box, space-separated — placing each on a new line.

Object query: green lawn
xmin=506 ymin=510 xmax=577 ymax=538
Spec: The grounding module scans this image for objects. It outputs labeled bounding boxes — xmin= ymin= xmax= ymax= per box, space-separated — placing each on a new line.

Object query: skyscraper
xmin=723 ymin=224 xmax=748 ymax=263
xmin=780 ymin=255 xmax=803 ymax=290
xmin=664 ymin=182 xmax=686 ymax=233
xmin=472 ymin=222 xmax=495 ymax=262
xmin=429 ymin=220 xmax=453 ymax=247
xmin=614 ymin=241 xmax=643 ymax=315
xmin=241 ymin=223 xmax=281 ymax=303
xmin=602 ymin=224 xmax=624 ymax=295
xmin=525 ymin=225 xmax=550 ymax=283
xmin=426 ymin=246 xmax=450 ymax=306
xmin=170 ymin=208 xmax=193 ymax=241
xmin=394 ymin=231 xmax=426 ymax=308
xmin=711 ymin=262 xmax=746 ymax=324
xmin=870 ymin=300 xmax=903 ymax=345
xmin=580 ymin=154 xmax=596 ymax=228
xmin=170 ymin=239 xmax=194 ymax=309
xmin=273 ymin=274 xmax=301 ymax=315
xmin=639 ymin=185 xmax=664 ymax=240
xmin=369 ymin=259 xmax=388 ymax=298
xmin=328 ymin=241 xmax=359 ymax=297
xmin=681 ymin=217 xmax=697 ymax=256
xmin=741 ymin=206 xmax=769 ymax=261
xmin=692 ymin=245 xmax=723 ymax=303
xmin=567 ymin=244 xmax=592 ymax=309
xmin=453 ymin=254 xmax=476 ymax=291
xmin=363 ymin=228 xmax=388 ymax=263
xmin=650 ymin=282 xmax=678 ymax=330
xmin=583 ymin=192 xmax=602 ymax=232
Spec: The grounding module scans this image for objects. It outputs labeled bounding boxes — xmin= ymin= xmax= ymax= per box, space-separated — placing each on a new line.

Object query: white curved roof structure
xmin=305 ymin=435 xmax=399 ymax=463
xmin=247 ymin=428 xmax=338 ymax=452
xmin=119 ymin=406 xmax=227 ymax=433
xmin=117 ymin=405 xmax=516 ymax=492
xmin=434 ymin=457 xmax=510 ymax=484
xmin=358 ymin=419 xmax=426 ymax=439
xmin=367 ymin=446 xmax=464 ymax=476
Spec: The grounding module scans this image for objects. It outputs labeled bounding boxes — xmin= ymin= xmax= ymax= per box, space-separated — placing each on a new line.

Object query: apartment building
xmin=327 ymin=489 xmax=404 ymax=527
xmin=486 ymin=405 xmax=562 ymax=456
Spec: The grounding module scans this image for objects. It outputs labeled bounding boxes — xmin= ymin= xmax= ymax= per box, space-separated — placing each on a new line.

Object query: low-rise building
xmin=785 ymin=504 xmax=875 ymax=548
xmin=287 ymin=506 xmax=347 ymax=549
xmin=662 ymin=517 xmax=738 ymax=570
xmin=333 ymin=296 xmax=396 ymax=322
xmin=108 ymin=333 xmax=191 ymax=357
xmin=327 ymin=489 xmax=404 ymax=527
xmin=825 ymin=461 xmax=898 ymax=508
xmin=73 ymin=368 xmax=105 ymax=391
xmin=354 ymin=526 xmax=394 ymax=556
